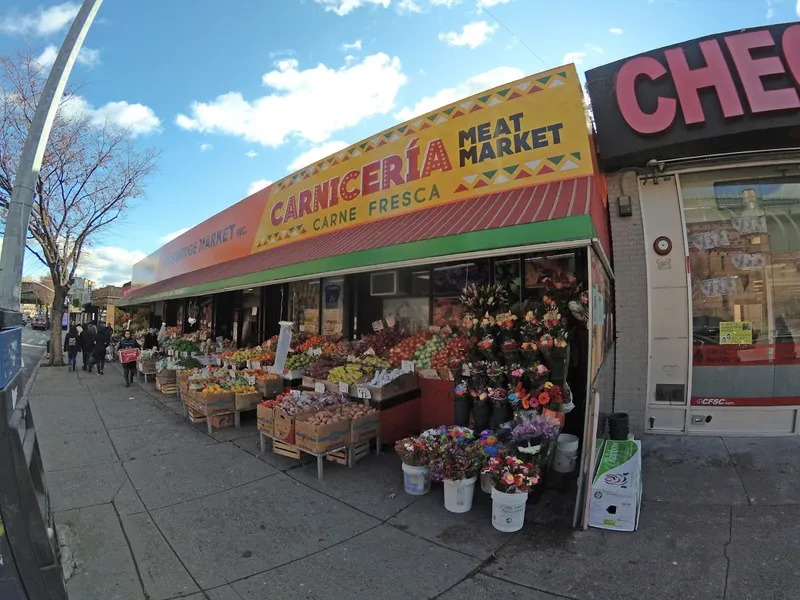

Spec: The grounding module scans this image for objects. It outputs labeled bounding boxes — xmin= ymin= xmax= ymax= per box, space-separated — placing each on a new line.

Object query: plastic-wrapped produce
xmin=367 ymin=368 xmax=405 ymax=387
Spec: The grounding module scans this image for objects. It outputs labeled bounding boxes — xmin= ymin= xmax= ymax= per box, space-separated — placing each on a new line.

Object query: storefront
xmin=586 ymin=23 xmax=800 ymax=435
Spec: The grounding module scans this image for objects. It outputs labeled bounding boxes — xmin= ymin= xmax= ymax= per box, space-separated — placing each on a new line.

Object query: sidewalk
xmin=28 ymin=361 xmax=800 ymax=600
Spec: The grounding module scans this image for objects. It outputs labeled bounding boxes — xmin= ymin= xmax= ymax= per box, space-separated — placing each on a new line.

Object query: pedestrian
xmin=91 ymin=328 xmax=108 ymax=375
xmin=119 ymin=329 xmax=138 ymax=387
xmin=79 ymin=323 xmax=96 ymax=371
xmin=63 ymin=325 xmax=79 ymax=371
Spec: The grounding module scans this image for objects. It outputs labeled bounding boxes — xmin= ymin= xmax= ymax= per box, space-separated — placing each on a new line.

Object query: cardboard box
xmin=295 ymin=414 xmax=351 ymax=454
xmin=589 ymin=440 xmax=642 ymax=532
xmin=257 ymin=377 xmax=283 ymax=398
xmin=273 ymin=408 xmax=319 ymax=444
xmin=257 ymin=404 xmax=275 ymax=436
xmin=235 ymin=392 xmax=262 ymax=412
xmin=350 ymin=411 xmax=380 ymax=443
xmin=209 ymin=413 xmax=234 ymax=429
xmin=193 ymin=391 xmax=235 ymax=415
xmin=366 ymin=372 xmax=419 ymax=403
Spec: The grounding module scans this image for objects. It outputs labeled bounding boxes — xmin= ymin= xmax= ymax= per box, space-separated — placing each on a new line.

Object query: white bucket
xmin=491 ymin=488 xmax=528 ymax=532
xmin=402 ymin=463 xmax=430 ymax=496
xmin=480 ymin=472 xmax=494 ymax=494
xmin=443 ymin=476 xmax=477 ymax=513
xmin=554 ymin=433 xmax=580 ymax=474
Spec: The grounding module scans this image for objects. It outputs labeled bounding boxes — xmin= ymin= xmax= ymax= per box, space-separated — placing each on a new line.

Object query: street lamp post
xmin=0 ymin=0 xmax=104 ymax=315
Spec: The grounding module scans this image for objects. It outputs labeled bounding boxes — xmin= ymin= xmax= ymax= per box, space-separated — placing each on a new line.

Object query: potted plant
xmin=395 ymin=437 xmax=433 ymax=496
xmin=430 ymin=439 xmax=487 ymax=513
xmin=482 ymin=456 xmax=539 ymax=531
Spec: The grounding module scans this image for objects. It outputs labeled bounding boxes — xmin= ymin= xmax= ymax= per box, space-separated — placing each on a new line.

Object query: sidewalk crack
xmin=722 ymin=505 xmax=733 ymax=600
xmin=722 ymin=437 xmax=753 ymax=505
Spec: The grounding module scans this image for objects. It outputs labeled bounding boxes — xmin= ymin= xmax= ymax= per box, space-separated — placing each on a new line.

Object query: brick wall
xmin=606 ymin=171 xmax=649 ymax=435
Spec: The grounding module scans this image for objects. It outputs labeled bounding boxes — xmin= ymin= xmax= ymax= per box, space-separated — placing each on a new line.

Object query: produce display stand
xmin=258 ymin=431 xmax=378 ymax=480
xmin=137 ymin=359 xmax=157 ymax=384
xmin=181 ymin=391 xmax=235 ymax=435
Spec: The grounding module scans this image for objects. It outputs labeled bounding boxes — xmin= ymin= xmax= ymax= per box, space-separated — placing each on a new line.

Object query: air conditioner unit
xmin=370 ymin=270 xmax=405 ymax=296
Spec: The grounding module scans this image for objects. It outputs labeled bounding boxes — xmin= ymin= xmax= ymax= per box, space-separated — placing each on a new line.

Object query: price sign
xmin=372 ymin=320 xmax=384 ymax=332
xmin=429 ymin=325 xmax=441 ymax=333
xmin=310 ymin=347 xmax=322 ymax=356
xmin=247 ymin=375 xmax=256 ymax=386
xmin=338 ymin=382 xmax=349 ymax=394
xmin=357 ymin=385 xmax=372 ymax=400
xmin=402 ymin=360 xmax=415 ymax=373
xmin=385 ymin=314 xmax=396 ymax=328
xmin=314 ymin=382 xmax=326 ymax=393
xmin=290 ymin=389 xmax=301 ymax=399
xmin=251 ymin=360 xmax=261 ymax=371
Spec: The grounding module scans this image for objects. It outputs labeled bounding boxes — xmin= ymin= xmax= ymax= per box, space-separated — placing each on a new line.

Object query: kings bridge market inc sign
xmin=585 ymin=23 xmax=800 ymax=168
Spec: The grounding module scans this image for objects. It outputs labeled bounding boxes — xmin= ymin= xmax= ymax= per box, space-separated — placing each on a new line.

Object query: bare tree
xmin=0 ymin=50 xmax=158 ymax=365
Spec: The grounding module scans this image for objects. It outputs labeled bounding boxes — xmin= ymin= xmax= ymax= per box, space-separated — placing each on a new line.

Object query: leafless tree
xmin=0 ymin=50 xmax=159 ymax=365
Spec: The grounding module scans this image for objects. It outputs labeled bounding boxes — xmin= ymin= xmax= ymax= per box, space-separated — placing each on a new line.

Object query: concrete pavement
xmin=27 ymin=361 xmax=800 ymax=600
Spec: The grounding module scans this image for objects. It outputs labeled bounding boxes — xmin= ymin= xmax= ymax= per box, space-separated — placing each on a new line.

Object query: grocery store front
xmin=586 ymin=23 xmax=800 ymax=435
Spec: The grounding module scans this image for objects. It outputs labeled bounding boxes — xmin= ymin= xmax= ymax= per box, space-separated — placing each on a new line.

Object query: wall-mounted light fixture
xmin=618 ymin=195 xmax=633 ymax=217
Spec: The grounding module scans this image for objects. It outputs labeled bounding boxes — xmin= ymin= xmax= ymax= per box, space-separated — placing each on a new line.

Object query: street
xmin=20 ymin=325 xmax=49 ymax=392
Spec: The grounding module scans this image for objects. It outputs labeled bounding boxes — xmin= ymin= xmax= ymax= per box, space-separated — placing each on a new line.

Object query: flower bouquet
xmin=489 ymin=386 xmax=513 ymax=428
xmin=429 ymin=438 xmax=487 ymax=513
xmin=486 ymin=361 xmax=506 ymax=388
xmin=500 ymin=338 xmax=520 ymax=364
xmin=477 ymin=335 xmax=496 ymax=360
xmin=459 ymin=283 xmax=509 ymax=317
xmin=395 ymin=436 xmax=434 ymax=496
xmin=524 ymin=361 xmax=549 ymax=390
xmin=482 ymin=456 xmax=538 ymax=493
xmin=512 ymin=415 xmax=557 ymax=459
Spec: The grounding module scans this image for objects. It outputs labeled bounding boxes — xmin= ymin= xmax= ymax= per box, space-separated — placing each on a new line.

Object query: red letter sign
xmin=616 ymin=56 xmax=677 ymax=134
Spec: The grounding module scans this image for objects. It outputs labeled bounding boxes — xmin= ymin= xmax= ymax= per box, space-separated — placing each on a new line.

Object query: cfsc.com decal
xmin=603 ymin=473 xmax=629 ymax=488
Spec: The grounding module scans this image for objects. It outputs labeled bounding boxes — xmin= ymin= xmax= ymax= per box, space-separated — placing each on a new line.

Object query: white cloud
xmin=796 ymin=0 xmax=799 ymax=16
xmin=35 ymin=44 xmax=101 ymax=69
xmin=394 ymin=65 xmax=523 ymax=121
xmin=176 ymin=53 xmax=407 ymax=147
xmin=245 ymin=150 xmax=258 ymax=158
xmin=199 ymin=143 xmax=213 ymax=152
xmin=248 ymin=179 xmax=273 ymax=195
xmin=439 ymin=21 xmax=497 ymax=49
xmin=397 ymin=0 xmax=422 ymax=12
xmin=78 ymin=246 xmax=146 ymax=287
xmin=287 ymin=141 xmax=349 ymax=172
xmin=609 ymin=27 xmax=623 ymax=35
xmin=159 ymin=228 xmax=190 ymax=244
xmin=563 ymin=51 xmax=587 ymax=65
xmin=59 ymin=95 xmax=161 ymax=136
xmin=314 ymin=0 xmax=390 ymax=16
xmin=342 ymin=39 xmax=362 ymax=51
xmin=586 ymin=44 xmax=604 ymax=54
xmin=476 ymin=0 xmax=512 ymax=6
xmin=431 ymin=0 xmax=462 ymax=6
xmin=0 ymin=2 xmax=80 ymax=36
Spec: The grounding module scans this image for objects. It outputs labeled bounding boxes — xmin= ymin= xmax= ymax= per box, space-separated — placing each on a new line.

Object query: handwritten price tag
xmin=247 ymin=375 xmax=256 ymax=386
xmin=372 ymin=320 xmax=384 ymax=332
xmin=357 ymin=385 xmax=372 ymax=400
xmin=385 ymin=314 xmax=396 ymax=328
xmin=314 ymin=382 xmax=326 ymax=393
xmin=290 ymin=389 xmax=301 ymax=399
xmin=401 ymin=360 xmax=415 ymax=373
xmin=339 ymin=382 xmax=349 ymax=394
xmin=311 ymin=347 xmax=322 ymax=356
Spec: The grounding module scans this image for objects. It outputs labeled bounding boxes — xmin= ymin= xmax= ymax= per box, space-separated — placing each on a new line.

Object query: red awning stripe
xmin=126 ymin=176 xmax=596 ymax=302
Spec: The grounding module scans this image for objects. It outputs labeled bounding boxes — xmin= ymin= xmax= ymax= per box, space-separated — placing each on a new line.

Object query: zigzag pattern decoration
xmin=452 ymin=151 xmax=583 ymax=193
xmin=256 ymin=224 xmax=308 ymax=247
xmin=273 ymin=69 xmax=573 ymax=192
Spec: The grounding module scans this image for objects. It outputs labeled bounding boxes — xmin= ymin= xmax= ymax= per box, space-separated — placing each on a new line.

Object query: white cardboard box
xmin=589 ymin=440 xmax=642 ymax=532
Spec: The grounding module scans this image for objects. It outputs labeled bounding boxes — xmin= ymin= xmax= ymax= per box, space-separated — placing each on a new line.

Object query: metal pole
xmin=0 ymin=0 xmax=103 ymax=311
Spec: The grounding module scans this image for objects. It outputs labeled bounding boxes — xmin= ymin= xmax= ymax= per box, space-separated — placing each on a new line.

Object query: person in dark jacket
xmin=90 ymin=329 xmax=108 ymax=374
xmin=64 ymin=325 xmax=80 ymax=371
xmin=79 ymin=324 xmax=96 ymax=371
xmin=119 ymin=329 xmax=138 ymax=387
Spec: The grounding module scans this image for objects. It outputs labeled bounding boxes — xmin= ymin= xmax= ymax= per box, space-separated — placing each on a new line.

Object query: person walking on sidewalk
xmin=64 ymin=325 xmax=80 ymax=371
xmin=119 ymin=330 xmax=138 ymax=387
xmin=90 ymin=328 xmax=108 ymax=375
xmin=79 ymin=323 xmax=97 ymax=371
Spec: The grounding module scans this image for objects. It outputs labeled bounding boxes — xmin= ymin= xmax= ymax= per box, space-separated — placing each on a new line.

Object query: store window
xmin=382 ymin=269 xmax=430 ymax=332
xmin=495 ymin=259 xmax=521 ymax=305
xmin=322 ymin=277 xmax=345 ymax=335
xmin=240 ymin=288 xmax=260 ymax=347
xmin=682 ymin=164 xmax=800 ymax=402
xmin=289 ymin=280 xmax=321 ymax=334
xmin=433 ymin=260 xmax=490 ymax=326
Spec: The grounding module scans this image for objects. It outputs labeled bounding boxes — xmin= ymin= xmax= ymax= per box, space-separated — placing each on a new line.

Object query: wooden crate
xmin=156 ymin=379 xmax=178 ymax=396
xmin=326 ymin=441 xmax=370 ymax=466
xmin=188 ymin=407 xmax=207 ymax=424
xmin=272 ymin=439 xmax=303 ymax=460
xmin=209 ymin=413 xmax=234 ymax=429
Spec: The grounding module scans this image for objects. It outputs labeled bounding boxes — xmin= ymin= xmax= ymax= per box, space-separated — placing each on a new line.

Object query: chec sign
xmin=586 ymin=23 xmax=800 ymax=166
xmin=132 ymin=64 xmax=593 ymax=289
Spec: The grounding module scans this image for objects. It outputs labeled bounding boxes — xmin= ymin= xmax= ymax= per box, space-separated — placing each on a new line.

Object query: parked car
xmin=31 ymin=316 xmax=47 ymax=330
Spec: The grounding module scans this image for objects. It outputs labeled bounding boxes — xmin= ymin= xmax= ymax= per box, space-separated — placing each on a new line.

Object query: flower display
xmin=394 ymin=437 xmax=433 ymax=467
xmin=429 ymin=439 xmax=487 ymax=482
xmin=512 ymin=417 xmax=557 ymax=442
xmin=482 ymin=456 xmax=539 ymax=493
xmin=479 ymin=430 xmax=506 ymax=458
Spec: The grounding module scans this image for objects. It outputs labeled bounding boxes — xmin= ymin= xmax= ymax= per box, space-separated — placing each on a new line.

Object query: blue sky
xmin=0 ymin=0 xmax=796 ymax=285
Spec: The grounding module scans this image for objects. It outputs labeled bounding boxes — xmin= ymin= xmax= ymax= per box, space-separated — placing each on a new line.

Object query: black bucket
xmin=454 ymin=397 xmax=472 ymax=427
xmin=607 ymin=412 xmax=630 ymax=440
xmin=472 ymin=402 xmax=492 ymax=434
